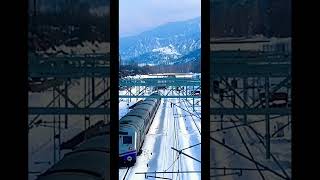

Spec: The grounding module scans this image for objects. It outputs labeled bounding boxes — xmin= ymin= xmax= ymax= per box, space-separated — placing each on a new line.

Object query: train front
xmin=119 ymin=127 xmax=137 ymax=167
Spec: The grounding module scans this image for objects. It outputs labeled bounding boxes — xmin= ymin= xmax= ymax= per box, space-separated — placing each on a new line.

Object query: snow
xmin=210 ymin=115 xmax=291 ymax=180
xmin=122 ymin=73 xmax=199 ymax=80
xmin=119 ymin=88 xmax=143 ymax=118
xmin=152 ymin=46 xmax=181 ymax=56
xmin=210 ymin=78 xmax=291 ymax=179
xmin=119 ymin=82 xmax=201 ymax=180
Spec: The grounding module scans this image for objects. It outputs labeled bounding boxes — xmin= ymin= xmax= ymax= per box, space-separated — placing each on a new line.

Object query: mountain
xmin=120 ymin=17 xmax=201 ymax=65
xmin=128 ymin=45 xmax=182 ymax=65
xmin=174 ymin=49 xmax=200 ymax=65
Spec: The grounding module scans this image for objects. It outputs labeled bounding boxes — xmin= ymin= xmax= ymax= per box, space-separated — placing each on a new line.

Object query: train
xmin=34 ymin=93 xmax=161 ymax=179
xmin=119 ymin=93 xmax=161 ymax=167
xmin=36 ymin=123 xmax=110 ymax=180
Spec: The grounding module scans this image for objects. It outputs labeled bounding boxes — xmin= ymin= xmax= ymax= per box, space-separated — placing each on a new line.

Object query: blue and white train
xmin=119 ymin=93 xmax=161 ymax=167
xmin=36 ymin=123 xmax=110 ymax=180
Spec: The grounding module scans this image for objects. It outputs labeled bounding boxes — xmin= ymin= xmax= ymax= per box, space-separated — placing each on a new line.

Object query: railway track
xmin=122 ymin=167 xmax=132 ymax=180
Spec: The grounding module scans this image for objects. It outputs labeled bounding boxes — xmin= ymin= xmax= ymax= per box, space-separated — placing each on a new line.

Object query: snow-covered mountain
xmin=120 ymin=17 xmax=201 ymax=65
xmin=127 ymin=45 xmax=181 ymax=65
xmin=174 ymin=48 xmax=200 ymax=65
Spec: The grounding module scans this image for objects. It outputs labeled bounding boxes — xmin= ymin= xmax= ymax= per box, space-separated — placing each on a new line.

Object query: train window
xmin=123 ymin=136 xmax=132 ymax=144
xmin=119 ymin=131 xmax=128 ymax=135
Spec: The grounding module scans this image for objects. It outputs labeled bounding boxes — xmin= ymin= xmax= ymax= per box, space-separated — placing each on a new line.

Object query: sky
xmin=120 ymin=0 xmax=201 ymax=37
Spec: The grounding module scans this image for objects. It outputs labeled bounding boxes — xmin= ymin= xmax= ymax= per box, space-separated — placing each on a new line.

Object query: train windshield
xmin=123 ymin=136 xmax=132 ymax=144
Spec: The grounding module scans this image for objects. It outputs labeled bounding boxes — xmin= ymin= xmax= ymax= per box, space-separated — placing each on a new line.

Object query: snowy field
xmin=119 ymin=87 xmax=201 ymax=180
xmin=121 ymin=73 xmax=201 ymax=80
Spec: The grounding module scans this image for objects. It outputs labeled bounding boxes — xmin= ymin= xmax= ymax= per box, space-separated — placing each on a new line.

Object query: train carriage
xmin=35 ymin=93 xmax=161 ymax=179
xmin=119 ymin=93 xmax=161 ymax=167
xmin=36 ymin=124 xmax=110 ymax=180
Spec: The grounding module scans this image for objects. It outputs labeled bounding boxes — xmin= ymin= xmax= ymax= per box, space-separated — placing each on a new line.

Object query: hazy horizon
xmin=120 ymin=16 xmax=200 ymax=38
xmin=120 ymin=0 xmax=200 ymax=37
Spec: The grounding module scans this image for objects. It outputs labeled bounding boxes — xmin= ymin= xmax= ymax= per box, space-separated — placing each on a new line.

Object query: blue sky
xmin=120 ymin=0 xmax=201 ymax=37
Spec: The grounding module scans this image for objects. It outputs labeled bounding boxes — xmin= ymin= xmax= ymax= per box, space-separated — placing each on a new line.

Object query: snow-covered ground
xmin=210 ymin=115 xmax=291 ymax=180
xmin=121 ymin=73 xmax=201 ymax=80
xmin=210 ymin=78 xmax=291 ymax=179
xmin=119 ymin=89 xmax=201 ymax=180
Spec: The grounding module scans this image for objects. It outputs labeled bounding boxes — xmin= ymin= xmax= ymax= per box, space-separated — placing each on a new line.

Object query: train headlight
xmin=129 ymin=146 xmax=133 ymax=150
xmin=127 ymin=156 xmax=132 ymax=162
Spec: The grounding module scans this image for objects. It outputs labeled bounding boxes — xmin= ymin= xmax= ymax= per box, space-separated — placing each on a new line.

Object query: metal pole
xmin=64 ymin=81 xmax=68 ymax=129
xmin=103 ymin=78 xmax=106 ymax=121
xmin=287 ymin=80 xmax=290 ymax=131
xmin=185 ymin=85 xmax=187 ymax=101
xmin=243 ymin=77 xmax=248 ymax=124
xmin=53 ymin=88 xmax=56 ymax=164
xmin=129 ymin=87 xmax=131 ymax=103
xmin=220 ymin=114 xmax=223 ymax=130
xmin=92 ymin=77 xmax=95 ymax=101
xmin=253 ymin=78 xmax=256 ymax=101
xmin=33 ymin=0 xmax=37 ymax=16
xmin=265 ymin=76 xmax=270 ymax=159
xmin=84 ymin=77 xmax=87 ymax=130
xmin=137 ymin=85 xmax=140 ymax=102
xmin=58 ymin=86 xmax=61 ymax=160
xmin=55 ymin=0 xmax=57 ymax=14
xmin=232 ymin=78 xmax=236 ymax=108
xmin=193 ymin=85 xmax=195 ymax=111
xmin=171 ymin=148 xmax=201 ymax=163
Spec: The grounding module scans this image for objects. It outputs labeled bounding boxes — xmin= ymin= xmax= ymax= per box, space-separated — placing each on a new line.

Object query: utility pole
xmin=33 ymin=0 xmax=37 ymax=16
